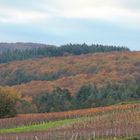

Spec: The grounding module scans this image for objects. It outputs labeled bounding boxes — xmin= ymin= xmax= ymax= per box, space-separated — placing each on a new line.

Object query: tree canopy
xmin=0 ymin=43 xmax=129 ymax=63
xmin=0 ymin=87 xmax=20 ymax=118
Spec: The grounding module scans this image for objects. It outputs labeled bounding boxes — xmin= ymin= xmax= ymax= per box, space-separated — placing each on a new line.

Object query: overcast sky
xmin=0 ymin=0 xmax=140 ymax=50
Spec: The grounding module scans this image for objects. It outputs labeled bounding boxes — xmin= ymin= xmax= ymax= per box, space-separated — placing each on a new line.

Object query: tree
xmin=74 ymin=84 xmax=98 ymax=109
xmin=51 ymin=87 xmax=72 ymax=111
xmin=33 ymin=87 xmax=72 ymax=113
xmin=0 ymin=87 xmax=20 ymax=118
xmin=16 ymin=99 xmax=38 ymax=114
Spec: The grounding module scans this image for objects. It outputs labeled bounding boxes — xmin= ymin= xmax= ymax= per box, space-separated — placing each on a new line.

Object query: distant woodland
xmin=0 ymin=43 xmax=139 ymax=117
xmin=0 ymin=43 xmax=129 ymax=63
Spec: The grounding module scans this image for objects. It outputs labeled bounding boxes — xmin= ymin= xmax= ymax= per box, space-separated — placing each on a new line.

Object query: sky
xmin=0 ymin=0 xmax=140 ymax=50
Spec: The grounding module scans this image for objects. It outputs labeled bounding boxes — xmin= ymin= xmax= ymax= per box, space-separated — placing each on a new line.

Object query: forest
xmin=0 ymin=45 xmax=139 ymax=114
xmin=0 ymin=43 xmax=129 ymax=63
xmin=32 ymin=83 xmax=140 ymax=113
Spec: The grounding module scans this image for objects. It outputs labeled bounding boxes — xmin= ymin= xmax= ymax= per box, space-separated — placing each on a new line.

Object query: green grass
xmin=116 ymin=100 xmax=140 ymax=105
xmin=0 ymin=118 xmax=78 ymax=134
xmin=0 ymin=117 xmax=139 ymax=140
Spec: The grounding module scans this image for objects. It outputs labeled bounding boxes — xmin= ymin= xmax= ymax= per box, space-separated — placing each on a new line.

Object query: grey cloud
xmin=118 ymin=0 xmax=140 ymax=10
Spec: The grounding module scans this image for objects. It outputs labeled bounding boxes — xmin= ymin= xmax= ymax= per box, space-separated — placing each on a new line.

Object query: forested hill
xmin=0 ymin=42 xmax=55 ymax=52
xmin=0 ymin=43 xmax=129 ymax=63
xmin=7 ymin=51 xmax=140 ymax=113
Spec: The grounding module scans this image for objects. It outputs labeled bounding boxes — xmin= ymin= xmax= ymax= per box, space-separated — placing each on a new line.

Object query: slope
xmin=3 ymin=51 xmax=138 ymax=96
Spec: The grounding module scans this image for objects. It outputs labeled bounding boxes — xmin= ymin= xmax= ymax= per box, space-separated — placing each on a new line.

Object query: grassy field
xmin=0 ymin=118 xmax=78 ymax=134
xmin=116 ymin=100 xmax=140 ymax=105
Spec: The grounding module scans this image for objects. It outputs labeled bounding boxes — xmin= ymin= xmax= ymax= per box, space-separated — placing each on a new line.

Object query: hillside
xmin=0 ymin=42 xmax=55 ymax=52
xmin=0 ymin=43 xmax=128 ymax=63
xmin=0 ymin=46 xmax=139 ymax=114
xmin=3 ymin=51 xmax=138 ymax=96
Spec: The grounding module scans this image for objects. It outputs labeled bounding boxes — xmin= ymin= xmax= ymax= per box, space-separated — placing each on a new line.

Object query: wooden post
xmin=35 ymin=136 xmax=39 ymax=140
xmin=16 ymin=136 xmax=19 ymax=140
xmin=75 ymin=133 xmax=78 ymax=140
xmin=71 ymin=134 xmax=74 ymax=140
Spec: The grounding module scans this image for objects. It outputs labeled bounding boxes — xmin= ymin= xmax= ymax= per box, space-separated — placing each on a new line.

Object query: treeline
xmin=0 ymin=44 xmax=129 ymax=63
xmin=1 ymin=83 xmax=140 ymax=117
xmin=0 ymin=42 xmax=53 ymax=52
xmin=30 ymin=83 xmax=140 ymax=113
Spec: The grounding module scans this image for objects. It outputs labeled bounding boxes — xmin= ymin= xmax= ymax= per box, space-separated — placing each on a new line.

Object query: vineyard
xmin=0 ymin=103 xmax=140 ymax=140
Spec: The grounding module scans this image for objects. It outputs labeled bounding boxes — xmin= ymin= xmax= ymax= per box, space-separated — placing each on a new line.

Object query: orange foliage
xmin=0 ymin=51 xmax=138 ymax=96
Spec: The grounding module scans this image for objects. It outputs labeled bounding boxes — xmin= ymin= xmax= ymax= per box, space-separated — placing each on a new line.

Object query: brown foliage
xmin=3 ymin=51 xmax=139 ymax=97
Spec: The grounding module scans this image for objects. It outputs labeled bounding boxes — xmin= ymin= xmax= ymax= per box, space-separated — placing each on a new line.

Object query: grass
xmin=116 ymin=100 xmax=140 ymax=105
xmin=0 ymin=118 xmax=78 ymax=134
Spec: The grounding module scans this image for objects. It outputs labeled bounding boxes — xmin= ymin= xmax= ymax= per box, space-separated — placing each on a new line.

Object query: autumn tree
xmin=0 ymin=87 xmax=20 ymax=118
